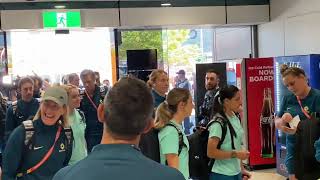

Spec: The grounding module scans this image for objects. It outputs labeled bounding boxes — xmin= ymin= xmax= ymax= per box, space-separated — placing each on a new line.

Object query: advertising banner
xmin=245 ymin=58 xmax=276 ymax=166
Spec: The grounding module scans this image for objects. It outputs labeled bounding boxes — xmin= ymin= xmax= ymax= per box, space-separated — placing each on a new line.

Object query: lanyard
xmin=18 ymin=126 xmax=62 ymax=177
xmin=85 ymin=90 xmax=98 ymax=110
xmin=296 ymin=96 xmax=311 ymax=120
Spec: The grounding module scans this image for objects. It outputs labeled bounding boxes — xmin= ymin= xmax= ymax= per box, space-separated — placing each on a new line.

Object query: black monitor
xmin=127 ymin=49 xmax=157 ymax=70
xmin=128 ymin=70 xmax=153 ymax=82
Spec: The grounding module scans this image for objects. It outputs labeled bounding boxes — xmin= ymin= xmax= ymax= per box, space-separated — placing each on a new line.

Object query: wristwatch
xmin=231 ymin=150 xmax=237 ymax=158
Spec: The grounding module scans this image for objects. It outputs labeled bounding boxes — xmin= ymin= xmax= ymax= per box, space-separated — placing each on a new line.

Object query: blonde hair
xmin=33 ymin=85 xmax=70 ymax=128
xmin=147 ymin=69 xmax=167 ymax=88
xmin=61 ymin=84 xmax=78 ymax=111
xmin=154 ymin=88 xmax=190 ymax=129
xmin=61 ymin=84 xmax=78 ymax=96
xmin=280 ymin=64 xmax=306 ymax=78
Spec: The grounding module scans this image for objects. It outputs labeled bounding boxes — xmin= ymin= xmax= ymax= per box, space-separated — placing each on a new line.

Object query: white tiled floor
xmin=250 ymin=169 xmax=286 ymax=180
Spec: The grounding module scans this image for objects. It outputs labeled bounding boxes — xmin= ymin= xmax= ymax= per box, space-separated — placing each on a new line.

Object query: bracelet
xmin=231 ymin=150 xmax=237 ymax=158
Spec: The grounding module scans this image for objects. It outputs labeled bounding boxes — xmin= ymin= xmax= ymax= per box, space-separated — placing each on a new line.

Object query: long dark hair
xmin=211 ymin=85 xmax=240 ymax=137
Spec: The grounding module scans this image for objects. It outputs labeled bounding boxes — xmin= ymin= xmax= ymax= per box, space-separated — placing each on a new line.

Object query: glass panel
xmin=116 ymin=26 xmax=252 ymax=134
xmin=9 ymin=29 xmax=113 ymax=84
xmin=215 ymin=26 xmax=252 ymax=61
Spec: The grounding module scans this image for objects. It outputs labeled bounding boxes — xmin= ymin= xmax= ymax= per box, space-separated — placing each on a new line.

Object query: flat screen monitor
xmin=127 ymin=49 xmax=157 ymax=70
xmin=128 ymin=70 xmax=153 ymax=82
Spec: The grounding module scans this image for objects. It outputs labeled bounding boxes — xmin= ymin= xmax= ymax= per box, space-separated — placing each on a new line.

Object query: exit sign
xmin=43 ymin=11 xmax=81 ymax=28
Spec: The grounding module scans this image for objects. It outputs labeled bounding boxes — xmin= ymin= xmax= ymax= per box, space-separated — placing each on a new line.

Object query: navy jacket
xmin=5 ymin=98 xmax=39 ymax=141
xmin=2 ymin=119 xmax=72 ymax=180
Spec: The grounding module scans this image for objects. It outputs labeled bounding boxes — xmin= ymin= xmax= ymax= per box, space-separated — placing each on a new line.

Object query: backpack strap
xmin=206 ymin=116 xmax=228 ymax=149
xmin=208 ymin=115 xmax=237 ymax=148
xmin=11 ymin=101 xmax=18 ymax=115
xmin=99 ymin=86 xmax=107 ymax=103
xmin=12 ymin=101 xmax=22 ymax=123
xmin=206 ymin=116 xmax=229 ymax=171
xmin=76 ymin=109 xmax=86 ymax=124
xmin=63 ymin=126 xmax=73 ymax=165
xmin=22 ymin=120 xmax=35 ymax=146
xmin=166 ymin=123 xmax=184 ymax=155
xmin=63 ymin=127 xmax=73 ymax=146
xmin=17 ymin=120 xmax=36 ymax=177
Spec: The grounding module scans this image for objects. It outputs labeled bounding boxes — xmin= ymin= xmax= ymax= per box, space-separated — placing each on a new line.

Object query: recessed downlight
xmin=54 ymin=5 xmax=66 ymax=9
xmin=161 ymin=3 xmax=171 ymax=7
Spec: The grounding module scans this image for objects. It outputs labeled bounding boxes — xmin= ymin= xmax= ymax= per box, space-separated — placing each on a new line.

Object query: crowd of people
xmin=0 ymin=65 xmax=319 ymax=180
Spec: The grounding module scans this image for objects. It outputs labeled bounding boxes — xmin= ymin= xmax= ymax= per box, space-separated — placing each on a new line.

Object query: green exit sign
xmin=43 ymin=11 xmax=81 ymax=28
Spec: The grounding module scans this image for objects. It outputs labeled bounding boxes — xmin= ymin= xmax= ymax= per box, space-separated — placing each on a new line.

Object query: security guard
xmin=198 ymin=69 xmax=220 ymax=126
xmin=4 ymin=77 xmax=39 ymax=142
xmin=80 ymin=69 xmax=107 ymax=152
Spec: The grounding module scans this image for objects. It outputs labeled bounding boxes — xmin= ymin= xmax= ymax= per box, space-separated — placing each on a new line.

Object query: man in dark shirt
xmin=53 ymin=77 xmax=185 ymax=180
xmin=175 ymin=69 xmax=191 ymax=90
xmin=4 ymin=77 xmax=39 ymax=142
xmin=79 ymin=69 xmax=107 ymax=152
xmin=198 ymin=69 xmax=220 ymax=126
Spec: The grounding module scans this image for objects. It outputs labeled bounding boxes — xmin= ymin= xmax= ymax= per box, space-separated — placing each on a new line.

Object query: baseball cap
xmin=176 ymin=69 xmax=186 ymax=74
xmin=42 ymin=86 xmax=68 ymax=107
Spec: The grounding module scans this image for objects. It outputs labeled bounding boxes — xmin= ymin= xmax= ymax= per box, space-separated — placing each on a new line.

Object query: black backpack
xmin=294 ymin=113 xmax=320 ymax=179
xmin=188 ymin=114 xmax=237 ymax=180
xmin=139 ymin=123 xmax=184 ymax=163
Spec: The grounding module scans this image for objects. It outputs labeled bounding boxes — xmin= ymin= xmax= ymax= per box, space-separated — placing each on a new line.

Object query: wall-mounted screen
xmin=127 ymin=49 xmax=157 ymax=70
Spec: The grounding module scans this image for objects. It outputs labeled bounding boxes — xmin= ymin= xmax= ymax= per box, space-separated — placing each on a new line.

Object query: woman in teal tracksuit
xmin=2 ymin=86 xmax=73 ymax=180
xmin=275 ymin=64 xmax=320 ymax=180
xmin=207 ymin=85 xmax=251 ymax=180
xmin=62 ymin=84 xmax=87 ymax=165
xmin=155 ymin=88 xmax=194 ymax=179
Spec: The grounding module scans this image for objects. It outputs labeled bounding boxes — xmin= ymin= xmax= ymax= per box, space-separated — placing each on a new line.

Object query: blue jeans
xmin=209 ymin=172 xmax=242 ymax=180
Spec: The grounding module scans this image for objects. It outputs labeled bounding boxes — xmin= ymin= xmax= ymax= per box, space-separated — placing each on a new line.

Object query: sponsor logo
xmin=33 ymin=146 xmax=43 ymax=150
xmin=59 ymin=143 xmax=65 ymax=152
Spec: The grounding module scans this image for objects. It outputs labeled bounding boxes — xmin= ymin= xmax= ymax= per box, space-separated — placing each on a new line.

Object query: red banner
xmin=245 ymin=58 xmax=276 ymax=166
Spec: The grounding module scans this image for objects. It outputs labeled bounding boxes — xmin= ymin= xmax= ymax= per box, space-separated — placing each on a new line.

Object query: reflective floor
xmin=251 ymin=169 xmax=286 ymax=180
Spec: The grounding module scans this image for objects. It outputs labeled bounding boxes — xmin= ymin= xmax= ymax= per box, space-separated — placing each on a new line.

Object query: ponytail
xmin=211 ymin=85 xmax=240 ymax=138
xmin=154 ymin=101 xmax=174 ymax=129
xmin=154 ymin=88 xmax=190 ymax=129
xmin=211 ymin=93 xmax=227 ymax=120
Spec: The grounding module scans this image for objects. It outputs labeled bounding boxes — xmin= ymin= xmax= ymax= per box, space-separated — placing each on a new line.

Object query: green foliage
xmin=165 ymin=29 xmax=202 ymax=66
xmin=119 ymin=30 xmax=163 ymax=60
xmin=119 ymin=29 xmax=203 ymax=67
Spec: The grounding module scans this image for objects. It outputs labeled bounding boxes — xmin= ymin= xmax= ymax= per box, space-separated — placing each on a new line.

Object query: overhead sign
xmin=43 ymin=11 xmax=81 ymax=28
